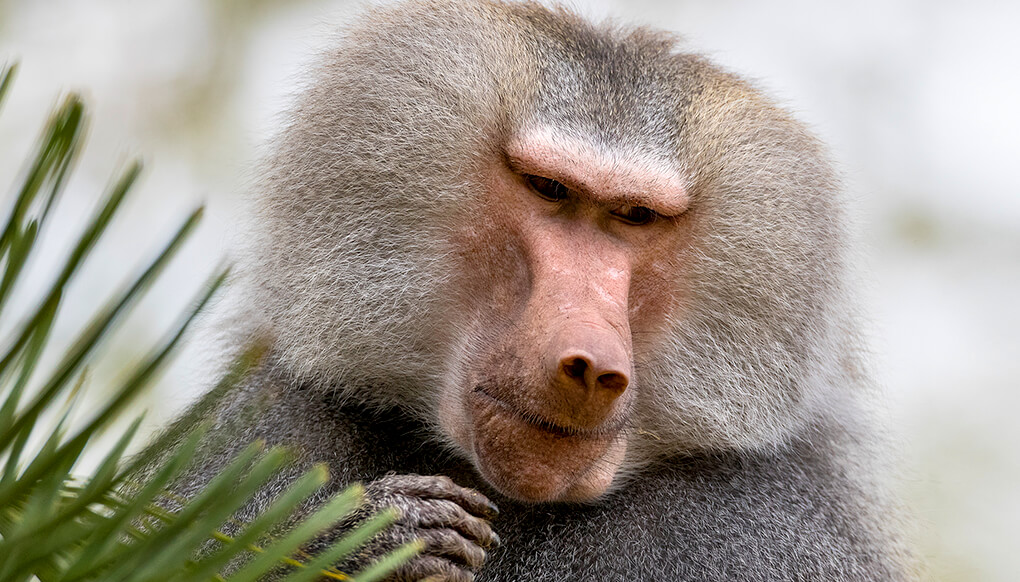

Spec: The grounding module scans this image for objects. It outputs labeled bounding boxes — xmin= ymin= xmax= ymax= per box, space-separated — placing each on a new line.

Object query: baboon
xmin=174 ymin=1 xmax=917 ymax=580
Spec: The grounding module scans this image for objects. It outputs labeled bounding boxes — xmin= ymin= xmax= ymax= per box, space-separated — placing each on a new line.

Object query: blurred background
xmin=0 ymin=0 xmax=1016 ymax=579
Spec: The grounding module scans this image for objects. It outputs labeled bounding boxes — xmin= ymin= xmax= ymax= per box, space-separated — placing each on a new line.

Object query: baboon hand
xmin=346 ymin=474 xmax=501 ymax=582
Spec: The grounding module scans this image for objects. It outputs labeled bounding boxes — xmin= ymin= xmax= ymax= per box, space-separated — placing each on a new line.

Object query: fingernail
xmin=490 ymin=531 xmax=501 ymax=548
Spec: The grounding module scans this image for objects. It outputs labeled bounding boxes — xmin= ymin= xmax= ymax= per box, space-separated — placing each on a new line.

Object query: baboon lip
xmin=471 ymin=385 xmax=624 ymax=440
xmin=468 ymin=388 xmax=626 ymax=502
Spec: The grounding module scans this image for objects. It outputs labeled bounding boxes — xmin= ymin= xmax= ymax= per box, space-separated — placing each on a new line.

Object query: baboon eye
xmin=525 ymin=175 xmax=569 ymax=202
xmin=612 ymin=205 xmax=656 ymax=226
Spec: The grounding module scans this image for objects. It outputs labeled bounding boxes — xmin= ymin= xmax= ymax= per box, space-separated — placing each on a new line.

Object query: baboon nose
xmin=545 ymin=328 xmax=633 ymax=428
xmin=559 ymin=353 xmax=629 ymax=395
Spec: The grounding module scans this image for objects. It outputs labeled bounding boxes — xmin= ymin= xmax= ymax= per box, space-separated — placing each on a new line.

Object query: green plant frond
xmin=0 ymin=287 xmax=58 ymax=390
xmin=2 ymin=416 xmax=143 ymax=548
xmin=281 ymin=506 xmax=407 ymax=582
xmin=119 ymin=337 xmax=269 ymax=482
xmin=0 ymin=93 xmax=85 ymax=301
xmin=0 ymin=64 xmax=15 ymax=109
xmin=0 ymin=218 xmax=38 ymax=319
xmin=96 ymin=445 xmax=284 ymax=582
xmin=349 ymin=541 xmax=423 ymax=582
xmin=175 ymin=464 xmax=332 ymax=582
xmin=227 ymin=484 xmax=368 ymax=582
xmin=0 ymin=71 xmax=413 ymax=582
xmin=0 ymin=161 xmax=138 ymax=411
xmin=0 ymin=260 xmax=220 ymax=509
xmin=0 ymin=162 xmax=157 ymax=449
xmin=0 ymin=301 xmax=58 ymax=483
xmin=56 ymin=428 xmax=208 ymax=581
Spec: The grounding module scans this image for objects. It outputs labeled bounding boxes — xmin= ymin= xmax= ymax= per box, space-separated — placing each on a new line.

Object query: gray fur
xmin=174 ymin=1 xmax=918 ymax=579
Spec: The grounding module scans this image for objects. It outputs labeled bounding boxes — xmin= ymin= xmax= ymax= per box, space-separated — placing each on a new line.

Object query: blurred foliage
xmin=0 ymin=63 xmax=418 ymax=582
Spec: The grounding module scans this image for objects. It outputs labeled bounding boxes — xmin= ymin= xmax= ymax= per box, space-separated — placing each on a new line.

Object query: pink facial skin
xmin=439 ymin=126 xmax=691 ymax=502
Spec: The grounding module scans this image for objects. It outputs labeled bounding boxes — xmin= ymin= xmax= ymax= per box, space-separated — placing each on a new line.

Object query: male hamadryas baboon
xmin=168 ymin=1 xmax=918 ymax=580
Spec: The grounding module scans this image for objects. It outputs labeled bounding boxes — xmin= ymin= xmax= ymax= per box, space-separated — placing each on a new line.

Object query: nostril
xmin=597 ymin=372 xmax=628 ymax=393
xmin=561 ymin=357 xmax=589 ymax=381
xmin=558 ymin=354 xmax=629 ymax=394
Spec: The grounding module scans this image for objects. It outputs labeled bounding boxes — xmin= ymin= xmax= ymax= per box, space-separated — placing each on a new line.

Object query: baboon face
xmin=438 ymin=126 xmax=692 ymax=502
xmin=252 ymin=1 xmax=845 ymax=505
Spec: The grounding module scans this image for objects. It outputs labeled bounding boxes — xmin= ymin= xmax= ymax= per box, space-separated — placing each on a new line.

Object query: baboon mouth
xmin=471 ymin=386 xmax=625 ymax=440
xmin=468 ymin=387 xmax=627 ymax=502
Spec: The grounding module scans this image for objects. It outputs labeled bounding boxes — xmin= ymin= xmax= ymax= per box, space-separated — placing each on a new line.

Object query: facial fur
xmin=239 ymin=0 xmax=855 ymax=502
